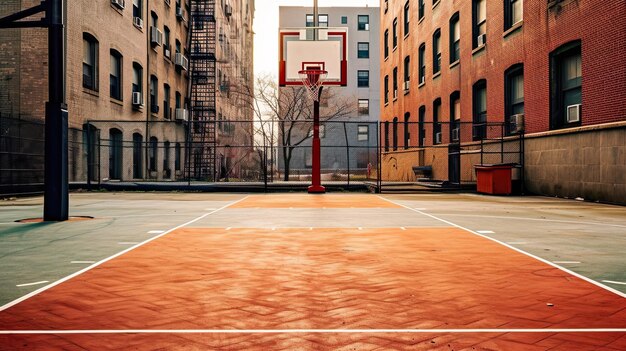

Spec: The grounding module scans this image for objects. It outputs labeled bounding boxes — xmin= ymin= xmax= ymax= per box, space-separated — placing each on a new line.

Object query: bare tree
xmin=253 ymin=75 xmax=354 ymax=180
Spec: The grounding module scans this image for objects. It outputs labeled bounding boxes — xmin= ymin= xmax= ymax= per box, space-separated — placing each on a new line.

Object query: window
xmin=505 ymin=64 xmax=524 ymax=134
xmin=418 ymin=43 xmax=426 ymax=84
xmin=418 ymin=0 xmax=425 ymax=21
xmin=110 ymin=50 xmax=122 ymax=100
xmin=305 ymin=14 xmax=314 ymax=27
xmin=403 ymin=56 xmax=410 ymax=88
xmin=404 ymin=112 xmax=410 ymax=149
xmin=132 ymin=133 xmax=143 ymax=179
xmin=384 ymin=75 xmax=389 ymax=104
xmin=473 ymin=80 xmax=487 ymax=140
xmin=164 ymin=26 xmax=171 ymax=58
xmin=450 ymin=13 xmax=460 ymax=63
xmin=175 ymin=91 xmax=182 ymax=109
xmin=150 ymin=75 xmax=158 ymax=113
xmin=358 ymin=15 xmax=369 ymax=30
xmin=550 ymin=41 xmax=582 ymax=129
xmin=392 ymin=117 xmax=398 ymax=151
xmin=175 ymin=143 xmax=181 ymax=171
xmin=433 ymin=98 xmax=442 ymax=144
xmin=472 ymin=0 xmax=486 ymax=48
xmin=450 ymin=91 xmax=461 ymax=141
xmin=163 ymin=141 xmax=171 ymax=176
xmin=175 ymin=39 xmax=181 ymax=54
xmin=403 ymin=2 xmax=410 ymax=35
xmin=358 ymin=99 xmax=369 ymax=115
xmin=149 ymin=137 xmax=158 ymax=172
xmin=504 ymin=0 xmax=523 ymax=30
xmin=357 ymin=125 xmax=369 ymax=141
xmin=433 ymin=29 xmax=441 ymax=74
xmin=109 ymin=129 xmax=123 ymax=180
xmin=132 ymin=62 xmax=143 ymax=97
xmin=133 ymin=0 xmax=142 ymax=19
xmin=384 ymin=29 xmax=389 ymax=59
xmin=392 ymin=67 xmax=398 ymax=98
xmin=418 ymin=105 xmax=426 ymax=147
xmin=341 ymin=16 xmax=348 ymax=24
xmin=384 ymin=121 xmax=390 ymax=151
xmin=357 ymin=70 xmax=369 ymax=87
xmin=151 ymin=11 xmax=158 ymax=27
xmin=83 ymin=33 xmax=98 ymax=91
xmin=163 ymin=84 xmax=171 ymax=119
xmin=318 ymin=14 xmax=328 ymax=27
xmin=358 ymin=42 xmax=370 ymax=59
xmin=392 ymin=18 xmax=398 ymax=48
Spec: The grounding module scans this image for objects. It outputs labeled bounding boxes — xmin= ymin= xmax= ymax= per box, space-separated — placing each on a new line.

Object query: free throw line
xmin=0 ymin=196 xmax=250 ymax=312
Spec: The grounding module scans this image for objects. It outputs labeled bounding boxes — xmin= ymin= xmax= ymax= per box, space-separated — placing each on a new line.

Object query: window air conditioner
xmin=133 ymin=16 xmax=144 ymax=29
xmin=435 ymin=132 xmax=442 ymax=144
xmin=150 ymin=27 xmax=163 ymax=47
xmin=404 ymin=81 xmax=410 ymax=91
xmin=477 ymin=33 xmax=486 ymax=47
xmin=510 ymin=113 xmax=524 ymax=134
xmin=132 ymin=92 xmax=143 ymax=106
xmin=364 ymin=23 xmax=369 ymax=31
xmin=164 ymin=47 xmax=171 ymax=59
xmin=111 ymin=0 xmax=125 ymax=10
xmin=175 ymin=108 xmax=189 ymax=121
xmin=175 ymin=53 xmax=189 ymax=71
xmin=452 ymin=128 xmax=460 ymax=141
xmin=566 ymin=104 xmax=581 ymax=123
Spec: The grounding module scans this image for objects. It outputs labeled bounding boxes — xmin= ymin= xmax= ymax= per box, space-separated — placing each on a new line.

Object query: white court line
xmin=225 ymin=227 xmax=232 ymax=231
xmin=71 ymin=261 xmax=96 ymax=264
xmin=147 ymin=230 xmax=165 ymax=234
xmin=378 ymin=196 xmax=626 ymax=299
xmin=0 ymin=328 xmax=625 ymax=335
xmin=16 ymin=281 xmax=49 ymax=287
xmin=476 ymin=230 xmax=495 ymax=234
xmin=400 ymin=227 xmax=406 ymax=230
xmin=602 ymin=280 xmax=626 ymax=286
xmin=426 ymin=213 xmax=626 ymax=229
xmin=553 ymin=261 xmax=581 ymax=264
xmin=0 ymin=195 xmax=250 ymax=312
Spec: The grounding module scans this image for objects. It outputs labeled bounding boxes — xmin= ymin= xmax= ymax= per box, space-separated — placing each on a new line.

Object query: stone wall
xmin=525 ymin=123 xmax=626 ymax=205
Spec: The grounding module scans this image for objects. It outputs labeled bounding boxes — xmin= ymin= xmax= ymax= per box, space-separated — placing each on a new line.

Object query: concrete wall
xmin=525 ymin=123 xmax=626 ymax=205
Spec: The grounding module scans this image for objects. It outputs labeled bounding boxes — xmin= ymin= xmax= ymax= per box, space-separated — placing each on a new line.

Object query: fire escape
xmin=188 ymin=0 xmax=217 ymax=180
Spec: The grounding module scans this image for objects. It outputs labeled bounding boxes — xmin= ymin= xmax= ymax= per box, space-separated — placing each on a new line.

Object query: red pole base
xmin=308 ymin=185 xmax=326 ymax=194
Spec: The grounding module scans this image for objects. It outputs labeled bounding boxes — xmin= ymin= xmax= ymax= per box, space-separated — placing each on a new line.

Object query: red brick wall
xmin=380 ymin=0 xmax=626 ymax=137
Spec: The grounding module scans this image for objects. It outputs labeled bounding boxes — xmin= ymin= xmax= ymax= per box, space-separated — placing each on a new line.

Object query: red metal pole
xmin=308 ymin=87 xmax=325 ymax=194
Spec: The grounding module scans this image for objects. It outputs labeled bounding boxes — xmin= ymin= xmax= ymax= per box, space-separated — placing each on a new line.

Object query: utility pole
xmin=0 ymin=0 xmax=68 ymax=221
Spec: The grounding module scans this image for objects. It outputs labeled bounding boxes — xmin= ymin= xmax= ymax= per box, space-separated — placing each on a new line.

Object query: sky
xmin=253 ymin=0 xmax=380 ymax=79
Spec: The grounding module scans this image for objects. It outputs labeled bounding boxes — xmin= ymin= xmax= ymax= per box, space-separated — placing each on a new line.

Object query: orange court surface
xmin=0 ymin=193 xmax=625 ymax=350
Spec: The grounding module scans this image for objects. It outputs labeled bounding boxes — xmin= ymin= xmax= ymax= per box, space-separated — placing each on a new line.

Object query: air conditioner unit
xmin=566 ymin=104 xmax=581 ymax=123
xmin=132 ymin=92 xmax=143 ymax=106
xmin=225 ymin=4 xmax=232 ymax=17
xmin=510 ymin=113 xmax=524 ymax=134
xmin=133 ymin=16 xmax=144 ymax=29
xmin=111 ymin=0 xmax=125 ymax=10
xmin=364 ymin=23 xmax=370 ymax=31
xmin=404 ymin=81 xmax=410 ymax=91
xmin=150 ymin=27 xmax=163 ymax=47
xmin=174 ymin=53 xmax=189 ymax=71
xmin=176 ymin=6 xmax=185 ymax=20
xmin=477 ymin=33 xmax=486 ymax=47
xmin=175 ymin=108 xmax=189 ymax=121
xmin=164 ymin=47 xmax=171 ymax=59
xmin=435 ymin=132 xmax=442 ymax=144
xmin=452 ymin=128 xmax=460 ymax=141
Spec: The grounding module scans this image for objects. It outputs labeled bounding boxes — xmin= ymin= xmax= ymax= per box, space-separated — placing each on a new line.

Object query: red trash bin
xmin=474 ymin=164 xmax=514 ymax=195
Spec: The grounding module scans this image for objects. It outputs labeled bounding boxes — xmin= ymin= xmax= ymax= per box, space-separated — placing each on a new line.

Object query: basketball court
xmin=0 ymin=193 xmax=625 ymax=350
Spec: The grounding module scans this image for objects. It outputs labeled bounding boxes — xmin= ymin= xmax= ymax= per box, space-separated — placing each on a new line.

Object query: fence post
xmin=377 ymin=121 xmax=382 ymax=193
xmin=86 ymin=121 xmax=91 ymax=190
xmin=343 ymin=121 xmax=350 ymax=189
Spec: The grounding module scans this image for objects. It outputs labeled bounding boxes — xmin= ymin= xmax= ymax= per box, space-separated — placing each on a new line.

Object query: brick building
xmin=0 ymin=0 xmax=255 ymax=193
xmin=380 ymin=0 xmax=626 ymax=204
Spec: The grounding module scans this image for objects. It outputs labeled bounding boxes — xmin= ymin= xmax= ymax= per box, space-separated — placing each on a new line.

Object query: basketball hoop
xmin=298 ymin=68 xmax=328 ymax=101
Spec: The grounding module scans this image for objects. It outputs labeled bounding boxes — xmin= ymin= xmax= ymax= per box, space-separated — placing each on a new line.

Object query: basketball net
xmin=298 ymin=68 xmax=328 ymax=102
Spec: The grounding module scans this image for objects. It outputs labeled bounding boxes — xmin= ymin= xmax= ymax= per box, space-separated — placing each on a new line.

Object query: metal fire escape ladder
xmin=189 ymin=0 xmax=217 ymax=180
